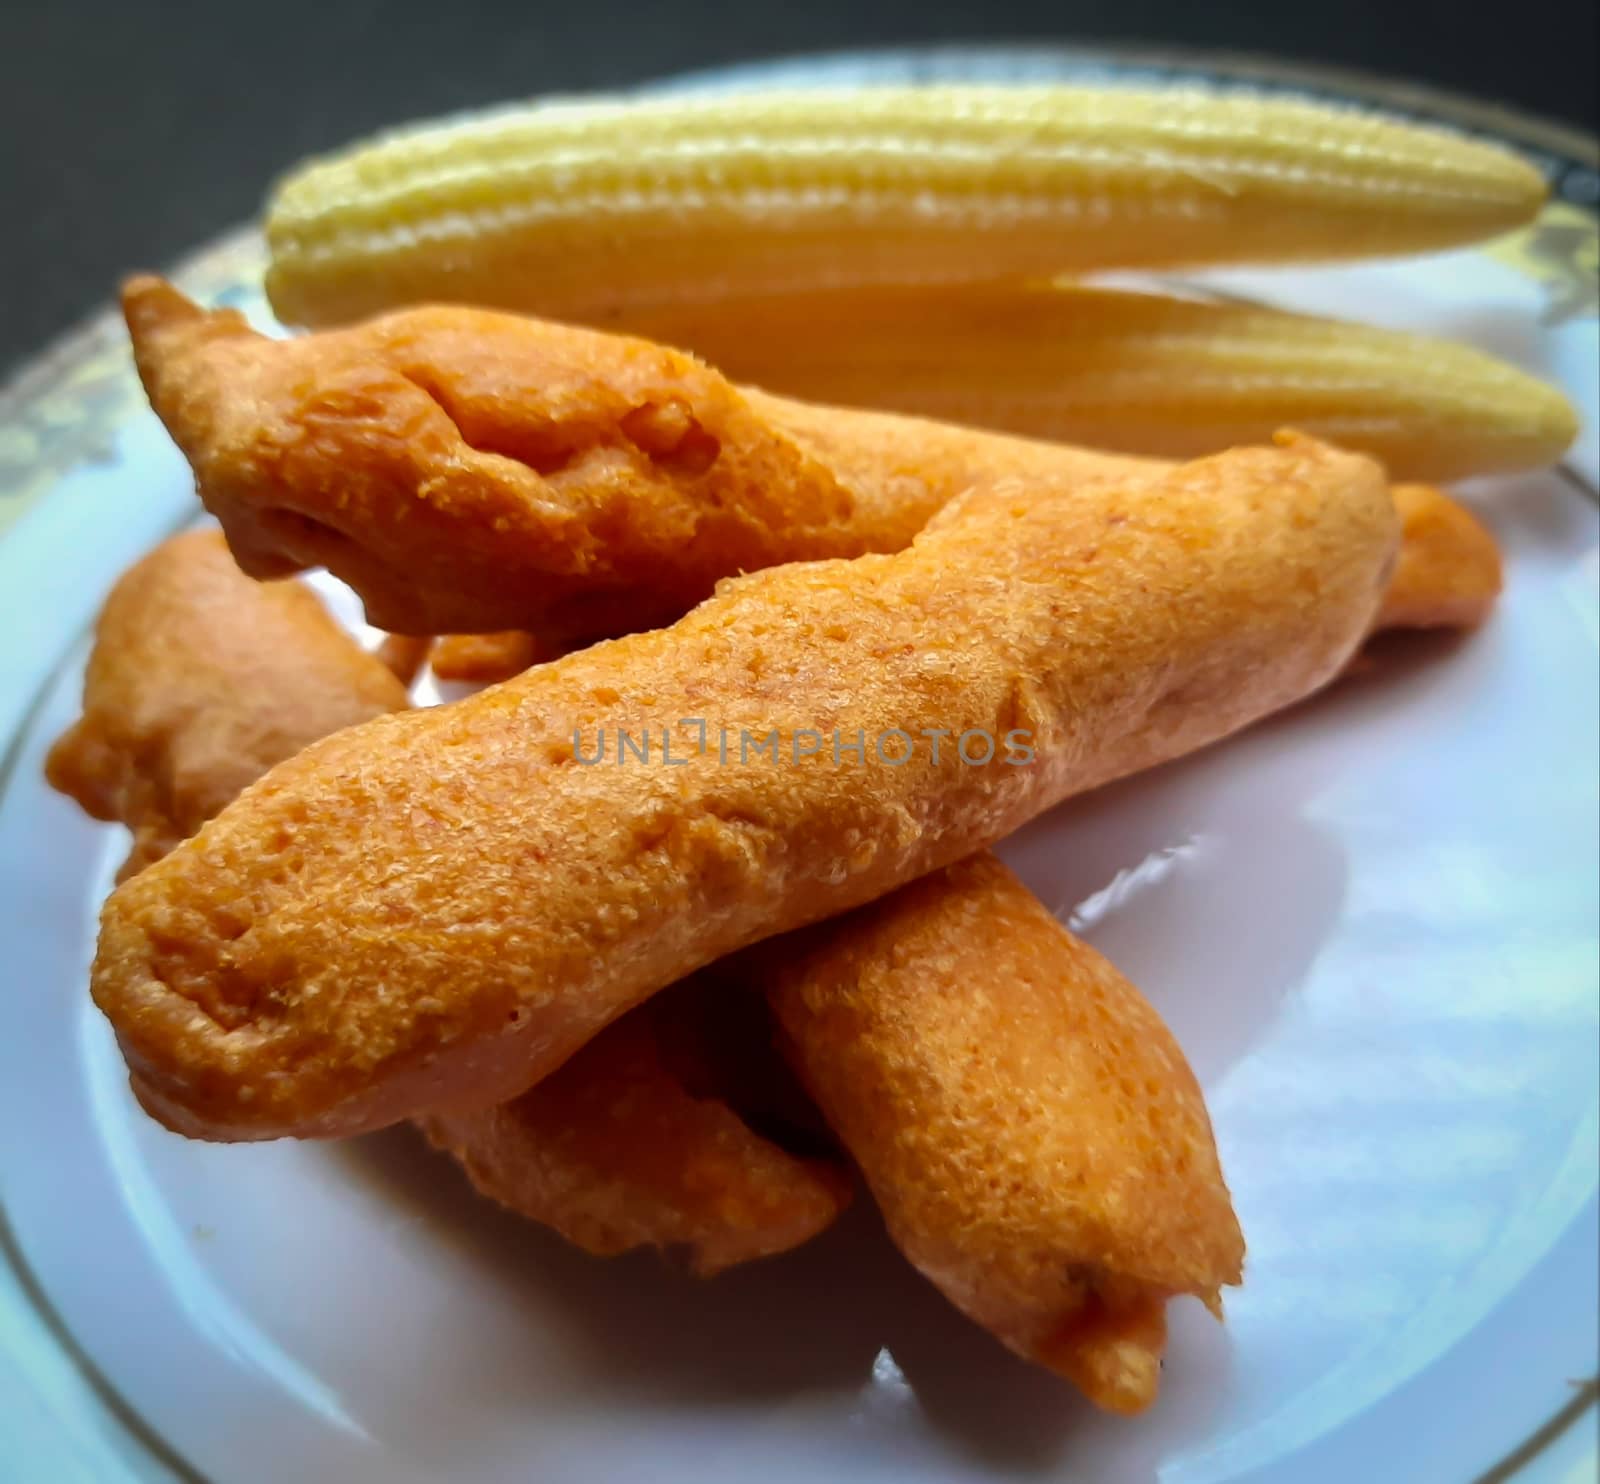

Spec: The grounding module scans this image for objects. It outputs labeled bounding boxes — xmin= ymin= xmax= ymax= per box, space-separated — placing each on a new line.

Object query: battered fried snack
xmin=46 ymin=529 xmax=409 ymax=880
xmin=399 ymin=480 xmax=1500 ymax=692
xmin=124 ymin=281 xmax=1501 ymax=655
xmin=48 ymin=527 xmax=849 ymax=1270
xmin=92 ymin=436 xmax=1398 ymax=1141
xmin=1375 ymin=483 xmax=1503 ymax=631
xmin=122 ymin=277 xmax=1158 ymax=638
xmin=421 ymin=976 xmax=852 ymax=1277
xmin=48 ymin=526 xmax=1237 ymax=1368
xmin=430 ymin=631 xmax=542 ymax=684
xmin=765 ymin=853 xmax=1244 ymax=1414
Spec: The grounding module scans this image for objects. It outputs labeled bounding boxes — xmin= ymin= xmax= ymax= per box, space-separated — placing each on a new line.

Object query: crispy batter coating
xmin=766 ymin=853 xmax=1244 ymax=1413
xmin=91 ymin=436 xmax=1396 ymax=1141
xmin=47 ymin=528 xmax=848 ymax=1269
xmin=124 ymin=280 xmax=1496 ymax=654
xmin=1374 ymin=483 xmax=1503 ymax=631
xmin=45 ymin=530 xmax=408 ymax=879
xmin=398 ymin=485 xmax=1499 ymax=703
xmin=421 ymin=977 xmax=851 ymax=1276
xmin=122 ymin=277 xmax=1160 ymax=638
xmin=57 ymin=443 xmax=1243 ymax=1386
xmin=430 ymin=631 xmax=542 ymax=684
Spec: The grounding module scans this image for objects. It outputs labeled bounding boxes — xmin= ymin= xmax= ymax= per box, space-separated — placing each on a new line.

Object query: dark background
xmin=4 ymin=0 xmax=1596 ymax=377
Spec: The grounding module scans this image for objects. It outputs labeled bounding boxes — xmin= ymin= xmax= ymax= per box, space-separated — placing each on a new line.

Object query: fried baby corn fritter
xmin=430 ymin=631 xmax=543 ymax=684
xmin=766 ymin=853 xmax=1245 ymax=1415
xmin=1378 ymin=482 xmax=1504 ymax=631
xmin=49 ymin=528 xmax=849 ymax=1270
xmin=398 ymin=481 xmax=1502 ymax=678
xmin=124 ymin=281 xmax=1506 ymax=652
xmin=50 ymin=526 xmax=1242 ymax=1396
xmin=91 ymin=436 xmax=1398 ymax=1141
xmin=56 ymin=460 xmax=1499 ymax=1403
xmin=122 ymin=277 xmax=1158 ymax=638
xmin=420 ymin=978 xmax=853 ymax=1277
xmin=46 ymin=530 xmax=410 ymax=879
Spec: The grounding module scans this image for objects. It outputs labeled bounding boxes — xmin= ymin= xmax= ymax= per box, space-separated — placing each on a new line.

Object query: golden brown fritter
xmin=766 ymin=853 xmax=1244 ymax=1414
xmin=121 ymin=277 xmax=1160 ymax=639
xmin=46 ymin=529 xmax=409 ymax=879
xmin=421 ymin=977 xmax=850 ymax=1276
xmin=387 ymin=479 xmax=1499 ymax=693
xmin=1374 ymin=483 xmax=1503 ymax=632
xmin=267 ymin=479 xmax=1501 ymax=715
xmin=48 ymin=528 xmax=850 ymax=1270
xmin=123 ymin=281 xmax=1497 ymax=653
xmin=56 ymin=424 xmax=1247 ymax=1395
xmin=429 ymin=632 xmax=542 ymax=684
xmin=90 ymin=436 xmax=1397 ymax=1142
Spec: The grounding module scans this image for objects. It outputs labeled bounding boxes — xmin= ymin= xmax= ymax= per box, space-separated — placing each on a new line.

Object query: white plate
xmin=1 ymin=47 xmax=1596 ymax=1484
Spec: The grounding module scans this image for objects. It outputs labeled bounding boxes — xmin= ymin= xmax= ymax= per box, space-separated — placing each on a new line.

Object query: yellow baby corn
xmin=264 ymin=86 xmax=1546 ymax=329
xmin=634 ymin=282 xmax=1579 ymax=483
